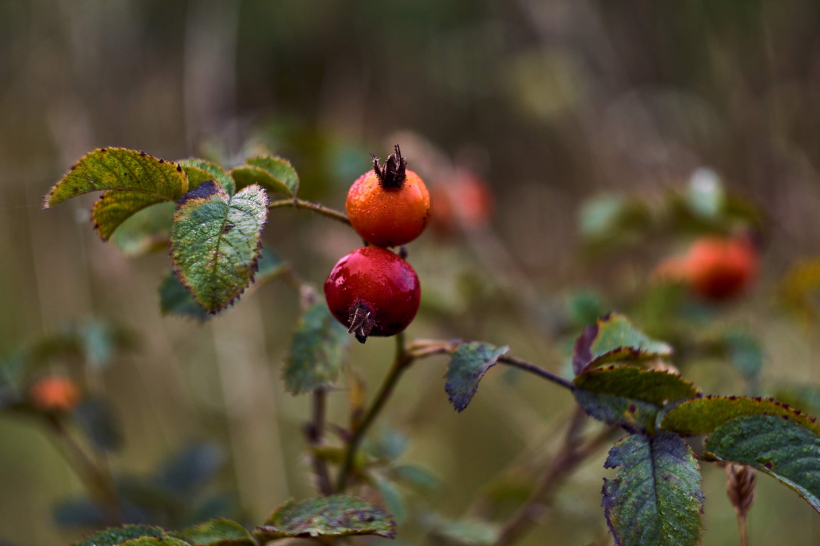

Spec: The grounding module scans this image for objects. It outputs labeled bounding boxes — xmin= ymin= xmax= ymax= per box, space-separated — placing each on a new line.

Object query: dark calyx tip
xmin=348 ymin=300 xmax=375 ymax=344
xmin=371 ymin=144 xmax=407 ymax=189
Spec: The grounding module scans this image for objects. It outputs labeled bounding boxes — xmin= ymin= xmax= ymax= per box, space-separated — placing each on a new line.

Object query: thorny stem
xmin=269 ymin=198 xmax=351 ymax=226
xmin=494 ymin=410 xmax=619 ymax=546
xmin=337 ymin=333 xmax=411 ymax=491
xmin=44 ymin=415 xmax=122 ymax=526
xmin=307 ymin=389 xmax=333 ymax=495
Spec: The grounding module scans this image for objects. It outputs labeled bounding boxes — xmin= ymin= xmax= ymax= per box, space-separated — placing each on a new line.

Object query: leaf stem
xmin=269 ymin=198 xmax=351 ymax=226
xmin=406 ymin=340 xmax=575 ymax=392
xmin=307 ymin=388 xmax=334 ymax=495
xmin=494 ymin=410 xmax=618 ymax=546
xmin=337 ymin=333 xmax=411 ymax=491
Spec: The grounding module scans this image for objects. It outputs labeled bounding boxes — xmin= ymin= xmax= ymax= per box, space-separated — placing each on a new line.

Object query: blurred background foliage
xmin=3 ymin=1 xmax=820 ymax=544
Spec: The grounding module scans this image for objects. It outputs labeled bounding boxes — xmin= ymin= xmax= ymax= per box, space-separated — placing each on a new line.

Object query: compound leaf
xmin=44 ymin=148 xmax=188 ymax=240
xmin=231 ymin=156 xmax=298 ymax=197
xmin=573 ymin=313 xmax=672 ymax=375
xmin=573 ymin=365 xmax=699 ymax=431
xmin=660 ymin=396 xmax=820 ymax=437
xmin=183 ymin=518 xmax=256 ymax=546
xmin=179 ymin=159 xmax=235 ymax=196
xmin=252 ymin=495 xmax=395 ymax=540
xmin=284 ymin=302 xmax=350 ymax=394
xmin=110 ymin=202 xmax=176 ymax=256
xmin=444 ymin=342 xmax=509 ymax=412
xmin=602 ymin=433 xmax=704 ymax=546
xmin=71 ymin=525 xmax=192 ymax=546
xmin=705 ymin=415 xmax=820 ymax=512
xmin=170 ymin=182 xmax=269 ymax=313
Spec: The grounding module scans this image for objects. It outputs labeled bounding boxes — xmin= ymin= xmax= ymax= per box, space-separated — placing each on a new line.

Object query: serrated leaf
xmin=179 ymin=159 xmax=235 ymax=196
xmin=284 ymin=303 xmax=350 ymax=394
xmin=602 ymin=433 xmax=703 ymax=546
xmin=170 ymin=182 xmax=269 ymax=313
xmin=70 ymin=525 xmax=192 ymax=546
xmin=183 ymin=518 xmax=256 ymax=546
xmin=252 ymin=495 xmax=395 ymax=540
xmin=573 ymin=365 xmax=699 ymax=431
xmin=572 ymin=313 xmax=673 ymax=375
xmin=109 ymin=202 xmax=176 ymax=256
xmin=44 ymin=148 xmax=188 ymax=240
xmin=660 ymin=395 xmax=820 ymax=437
xmin=74 ymin=396 xmax=122 ymax=452
xmin=159 ymin=269 xmax=209 ymax=322
xmin=121 ymin=538 xmax=191 ymax=546
xmin=231 ymin=156 xmax=298 ymax=197
xmin=705 ymin=415 xmax=820 ymax=512
xmin=444 ymin=342 xmax=509 ymax=412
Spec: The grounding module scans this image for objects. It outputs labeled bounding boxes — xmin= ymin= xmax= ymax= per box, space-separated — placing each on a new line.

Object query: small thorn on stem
xmin=399 ymin=246 xmax=408 ymax=259
xmin=348 ymin=301 xmax=375 ymax=344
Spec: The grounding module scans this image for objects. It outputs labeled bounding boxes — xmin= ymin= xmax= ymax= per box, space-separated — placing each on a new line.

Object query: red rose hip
xmin=324 ymin=246 xmax=421 ymax=343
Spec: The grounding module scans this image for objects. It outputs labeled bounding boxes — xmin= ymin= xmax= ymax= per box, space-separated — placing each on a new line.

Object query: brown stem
xmin=268 ymin=198 xmax=351 ymax=226
xmin=307 ymin=389 xmax=333 ymax=495
xmin=337 ymin=333 xmax=411 ymax=491
xmin=44 ymin=416 xmax=122 ymax=525
xmin=738 ymin=515 xmax=748 ymax=546
xmin=494 ymin=410 xmax=618 ymax=546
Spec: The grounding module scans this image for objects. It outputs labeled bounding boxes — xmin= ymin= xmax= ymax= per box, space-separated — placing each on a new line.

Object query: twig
xmin=494 ymin=409 xmax=618 ymax=546
xmin=407 ymin=340 xmax=575 ymax=392
xmin=269 ymin=198 xmax=351 ymax=226
xmin=307 ymin=389 xmax=333 ymax=495
xmin=337 ymin=333 xmax=412 ymax=491
xmin=44 ymin=415 xmax=122 ymax=525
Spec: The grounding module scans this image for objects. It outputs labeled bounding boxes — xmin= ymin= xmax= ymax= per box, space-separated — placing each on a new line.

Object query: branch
xmin=407 ymin=340 xmax=575 ymax=392
xmin=337 ymin=333 xmax=411 ymax=491
xmin=306 ymin=389 xmax=333 ymax=495
xmin=269 ymin=198 xmax=351 ymax=226
xmin=494 ymin=409 xmax=618 ymax=546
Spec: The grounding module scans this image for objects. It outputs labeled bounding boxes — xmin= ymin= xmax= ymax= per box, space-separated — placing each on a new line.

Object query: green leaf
xmin=602 ymin=433 xmax=704 ymax=546
xmin=372 ymin=474 xmax=407 ymax=525
xmin=429 ymin=518 xmax=500 ymax=545
xmin=283 ymin=302 xmax=350 ymax=394
xmin=109 ymin=202 xmax=176 ymax=256
xmin=572 ymin=313 xmax=673 ymax=375
xmin=573 ymin=365 xmax=699 ymax=431
xmin=705 ymin=415 xmax=820 ymax=512
xmin=44 ymin=148 xmax=188 ymax=240
xmin=685 ymin=168 xmax=725 ymax=219
xmin=179 ymin=159 xmax=236 ymax=196
xmin=231 ymin=156 xmax=299 ymax=197
xmin=723 ymin=330 xmax=763 ymax=380
xmin=391 ymin=463 xmax=440 ymax=491
xmin=159 ymin=269 xmax=210 ymax=322
xmin=70 ymin=525 xmax=192 ymax=546
xmin=121 ymin=539 xmax=191 ymax=546
xmin=660 ymin=395 xmax=820 ymax=436
xmin=171 ymin=182 xmax=269 ymax=313
xmin=183 ymin=518 xmax=256 ymax=546
xmin=252 ymin=495 xmax=395 ymax=540
xmin=444 ymin=342 xmax=510 ymax=412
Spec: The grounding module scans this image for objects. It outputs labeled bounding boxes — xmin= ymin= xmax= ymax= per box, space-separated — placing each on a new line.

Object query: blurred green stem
xmin=269 ymin=198 xmax=351 ymax=226
xmin=337 ymin=333 xmax=411 ymax=491
xmin=45 ymin=415 xmax=122 ymax=526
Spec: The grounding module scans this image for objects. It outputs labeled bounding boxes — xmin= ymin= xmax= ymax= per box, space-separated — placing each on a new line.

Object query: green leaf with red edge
xmin=121 ymin=539 xmax=191 ymax=546
xmin=179 ymin=159 xmax=235 ymax=196
xmin=110 ymin=201 xmax=176 ymax=256
xmin=70 ymin=525 xmax=193 ymax=546
xmin=573 ymin=365 xmax=699 ymax=431
xmin=252 ymin=495 xmax=395 ymax=541
xmin=43 ymin=148 xmax=189 ymax=240
xmin=660 ymin=395 xmax=820 ymax=436
xmin=444 ymin=342 xmax=510 ymax=412
xmin=231 ymin=156 xmax=299 ymax=197
xmin=183 ymin=518 xmax=256 ymax=546
xmin=170 ymin=182 xmax=269 ymax=313
xmin=283 ymin=302 xmax=350 ymax=394
xmin=704 ymin=415 xmax=820 ymax=512
xmin=572 ymin=313 xmax=673 ymax=375
xmin=602 ymin=432 xmax=704 ymax=546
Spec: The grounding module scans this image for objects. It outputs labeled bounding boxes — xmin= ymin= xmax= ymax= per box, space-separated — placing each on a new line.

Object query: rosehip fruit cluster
xmin=325 ymin=145 xmax=428 ymax=343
